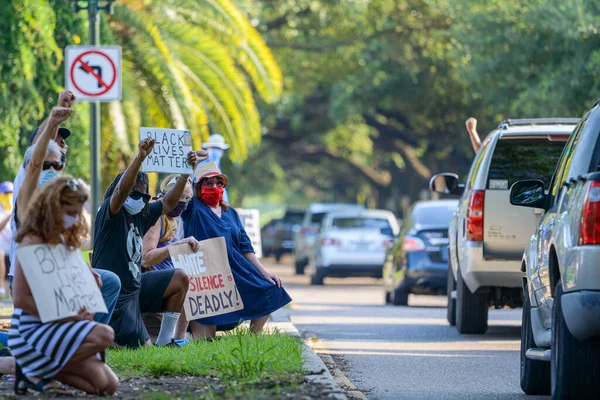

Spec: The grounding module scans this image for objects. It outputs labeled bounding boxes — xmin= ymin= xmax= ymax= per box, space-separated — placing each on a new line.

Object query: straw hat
xmin=202 ymin=134 xmax=230 ymax=150
xmin=194 ymin=162 xmax=229 ymax=187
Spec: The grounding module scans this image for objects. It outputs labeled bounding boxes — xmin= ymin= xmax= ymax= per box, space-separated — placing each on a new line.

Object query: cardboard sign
xmin=237 ymin=209 xmax=263 ymax=259
xmin=169 ymin=237 xmax=244 ymax=321
xmin=16 ymin=244 xmax=108 ymax=323
xmin=140 ymin=127 xmax=192 ymax=174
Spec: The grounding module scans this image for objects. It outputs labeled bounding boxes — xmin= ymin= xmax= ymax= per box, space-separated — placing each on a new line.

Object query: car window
xmin=550 ymin=120 xmax=586 ymax=198
xmin=414 ymin=206 xmax=455 ymax=226
xmin=331 ymin=217 xmax=391 ymax=230
xmin=283 ymin=212 xmax=304 ymax=224
xmin=311 ymin=212 xmax=327 ymax=225
xmin=486 ymin=138 xmax=566 ymax=190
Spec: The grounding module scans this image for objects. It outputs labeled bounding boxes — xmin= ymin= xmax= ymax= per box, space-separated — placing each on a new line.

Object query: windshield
xmin=331 ymin=217 xmax=391 ymax=230
xmin=414 ymin=205 xmax=455 ymax=227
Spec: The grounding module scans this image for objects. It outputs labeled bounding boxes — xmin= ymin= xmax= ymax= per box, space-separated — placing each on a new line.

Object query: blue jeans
xmin=94 ymin=269 xmax=121 ymax=325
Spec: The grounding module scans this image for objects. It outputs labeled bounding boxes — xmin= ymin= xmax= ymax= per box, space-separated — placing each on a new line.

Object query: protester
xmin=197 ymin=134 xmax=230 ymax=202
xmin=10 ymin=176 xmax=118 ymax=395
xmin=141 ymin=175 xmax=198 ymax=345
xmin=9 ymin=104 xmax=121 ymax=328
xmin=181 ymin=161 xmax=292 ymax=339
xmin=92 ymin=138 xmax=207 ymax=348
xmin=142 ymin=175 xmax=198 ymax=271
xmin=0 ymin=182 xmax=13 ymax=297
xmin=12 ymin=91 xmax=75 ymax=205
xmin=465 ymin=117 xmax=481 ymax=152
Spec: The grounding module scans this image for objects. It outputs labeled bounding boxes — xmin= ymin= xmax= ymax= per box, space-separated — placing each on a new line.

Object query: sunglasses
xmin=43 ymin=161 xmax=64 ymax=171
xmin=130 ymin=190 xmax=151 ymax=204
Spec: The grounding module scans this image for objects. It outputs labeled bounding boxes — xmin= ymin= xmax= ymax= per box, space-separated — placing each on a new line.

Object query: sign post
xmin=69 ymin=0 xmax=118 ymax=230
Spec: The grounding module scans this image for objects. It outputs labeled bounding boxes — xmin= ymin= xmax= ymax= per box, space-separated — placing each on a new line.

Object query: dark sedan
xmin=383 ymin=200 xmax=458 ymax=306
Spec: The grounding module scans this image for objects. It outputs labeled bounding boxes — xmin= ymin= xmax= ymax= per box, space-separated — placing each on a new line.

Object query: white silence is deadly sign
xmin=16 ymin=244 xmax=108 ymax=323
xmin=140 ymin=128 xmax=192 ymax=174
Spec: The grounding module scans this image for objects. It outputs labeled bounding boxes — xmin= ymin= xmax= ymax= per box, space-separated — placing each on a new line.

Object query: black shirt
xmin=92 ymin=199 xmax=163 ymax=300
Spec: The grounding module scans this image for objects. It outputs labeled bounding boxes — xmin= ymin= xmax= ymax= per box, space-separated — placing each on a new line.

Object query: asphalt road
xmin=268 ymin=258 xmax=548 ymax=400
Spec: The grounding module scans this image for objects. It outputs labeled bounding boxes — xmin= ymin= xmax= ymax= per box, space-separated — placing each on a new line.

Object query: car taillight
xmin=467 ymin=190 xmax=485 ymax=242
xmin=579 ymin=181 xmax=600 ymax=245
xmin=321 ymin=238 xmax=341 ymax=246
xmin=403 ymin=237 xmax=425 ymax=252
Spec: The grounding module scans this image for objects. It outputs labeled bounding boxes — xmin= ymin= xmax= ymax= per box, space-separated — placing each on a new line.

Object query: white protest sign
xmin=140 ymin=128 xmax=192 ymax=174
xmin=169 ymin=237 xmax=244 ymax=321
xmin=16 ymin=244 xmax=108 ymax=323
xmin=237 ymin=209 xmax=263 ymax=259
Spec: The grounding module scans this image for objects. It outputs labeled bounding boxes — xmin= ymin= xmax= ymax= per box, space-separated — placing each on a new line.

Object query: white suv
xmin=512 ymin=106 xmax=600 ymax=398
xmin=431 ymin=118 xmax=577 ymax=334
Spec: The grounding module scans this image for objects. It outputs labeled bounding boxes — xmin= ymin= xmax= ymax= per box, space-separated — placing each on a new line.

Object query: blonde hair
xmin=158 ymin=174 xmax=192 ymax=242
xmin=15 ymin=176 xmax=90 ymax=249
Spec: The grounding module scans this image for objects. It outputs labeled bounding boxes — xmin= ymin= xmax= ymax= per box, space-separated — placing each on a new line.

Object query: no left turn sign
xmin=65 ymin=46 xmax=121 ymax=102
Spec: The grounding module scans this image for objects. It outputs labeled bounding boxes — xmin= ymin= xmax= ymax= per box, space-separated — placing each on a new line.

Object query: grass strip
xmin=107 ymin=328 xmax=303 ymax=384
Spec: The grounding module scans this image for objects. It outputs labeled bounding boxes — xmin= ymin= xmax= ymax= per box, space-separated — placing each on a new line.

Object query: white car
xmin=512 ymin=105 xmax=600 ymax=398
xmin=431 ymin=118 xmax=577 ymax=334
xmin=309 ymin=209 xmax=399 ymax=285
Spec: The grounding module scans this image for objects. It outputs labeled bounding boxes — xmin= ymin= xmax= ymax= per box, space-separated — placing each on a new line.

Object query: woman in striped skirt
xmin=9 ymin=177 xmax=118 ymax=395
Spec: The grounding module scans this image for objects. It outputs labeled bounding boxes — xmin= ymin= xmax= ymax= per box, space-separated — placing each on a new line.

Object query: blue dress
xmin=181 ymin=198 xmax=291 ymax=329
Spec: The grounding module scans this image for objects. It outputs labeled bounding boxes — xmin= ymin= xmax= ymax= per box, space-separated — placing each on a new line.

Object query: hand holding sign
xmin=16 ymin=244 xmax=108 ymax=323
xmin=169 ymin=237 xmax=244 ymax=321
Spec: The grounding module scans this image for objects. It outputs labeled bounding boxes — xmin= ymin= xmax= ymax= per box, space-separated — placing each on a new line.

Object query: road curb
xmin=269 ymin=309 xmax=349 ymax=399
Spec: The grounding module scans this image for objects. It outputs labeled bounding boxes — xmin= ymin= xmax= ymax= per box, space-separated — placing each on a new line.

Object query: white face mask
xmin=63 ymin=213 xmax=79 ymax=229
xmin=123 ymin=197 xmax=146 ymax=215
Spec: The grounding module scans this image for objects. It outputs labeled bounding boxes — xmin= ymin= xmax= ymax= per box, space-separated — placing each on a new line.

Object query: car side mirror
xmin=510 ymin=180 xmax=546 ymax=209
xmin=429 ymin=173 xmax=464 ymax=196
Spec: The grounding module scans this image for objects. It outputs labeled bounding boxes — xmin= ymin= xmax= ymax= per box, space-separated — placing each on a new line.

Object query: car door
xmin=534 ymin=121 xmax=585 ymax=327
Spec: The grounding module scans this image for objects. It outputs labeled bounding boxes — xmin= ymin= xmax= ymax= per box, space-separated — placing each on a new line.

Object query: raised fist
xmin=137 ymin=138 xmax=156 ymax=160
xmin=465 ymin=117 xmax=477 ymax=133
xmin=188 ymin=150 xmax=209 ymax=168
xmin=58 ymin=91 xmax=76 ymax=108
xmin=49 ymin=107 xmax=73 ymax=124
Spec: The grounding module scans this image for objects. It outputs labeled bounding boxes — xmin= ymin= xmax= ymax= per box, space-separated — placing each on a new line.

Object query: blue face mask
xmin=38 ymin=169 xmax=62 ymax=188
xmin=207 ymin=148 xmax=224 ymax=164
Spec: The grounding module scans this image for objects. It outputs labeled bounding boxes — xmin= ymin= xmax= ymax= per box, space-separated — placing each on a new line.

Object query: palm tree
xmin=101 ymin=0 xmax=282 ymax=185
xmin=0 ymin=0 xmax=282 ymax=186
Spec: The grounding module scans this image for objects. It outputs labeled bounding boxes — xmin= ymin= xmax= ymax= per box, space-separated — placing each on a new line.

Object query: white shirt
xmin=9 ymin=164 xmax=26 ymax=276
xmin=0 ymin=208 xmax=11 ymax=254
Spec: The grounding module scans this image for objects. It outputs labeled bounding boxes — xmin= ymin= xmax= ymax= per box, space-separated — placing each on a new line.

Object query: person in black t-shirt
xmin=92 ymin=138 xmax=207 ymax=348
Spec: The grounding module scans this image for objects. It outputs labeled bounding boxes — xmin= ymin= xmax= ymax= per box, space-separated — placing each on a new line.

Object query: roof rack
xmin=498 ymin=118 xmax=580 ymax=130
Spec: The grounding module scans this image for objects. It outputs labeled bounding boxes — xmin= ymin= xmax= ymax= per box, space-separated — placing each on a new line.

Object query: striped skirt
xmin=8 ymin=308 xmax=97 ymax=379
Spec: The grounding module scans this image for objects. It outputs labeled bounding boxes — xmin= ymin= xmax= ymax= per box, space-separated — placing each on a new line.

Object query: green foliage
xmin=0 ymin=0 xmax=281 ymax=192
xmin=107 ymin=329 xmax=303 ymax=382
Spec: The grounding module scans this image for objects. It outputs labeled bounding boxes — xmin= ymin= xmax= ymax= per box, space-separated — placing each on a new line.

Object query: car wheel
xmin=520 ymin=282 xmax=550 ymax=395
xmin=446 ymin=259 xmax=457 ymax=326
xmin=392 ymin=286 xmax=409 ymax=306
xmin=551 ymin=282 xmax=600 ymax=398
xmin=295 ymin=260 xmax=306 ymax=275
xmin=275 ymin=250 xmax=283 ymax=263
xmin=385 ymin=291 xmax=392 ymax=304
xmin=310 ymin=270 xmax=324 ymax=286
xmin=455 ymin=264 xmax=488 ymax=334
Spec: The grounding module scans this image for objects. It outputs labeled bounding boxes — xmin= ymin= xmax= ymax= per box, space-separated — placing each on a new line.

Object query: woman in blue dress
xmin=181 ymin=162 xmax=291 ymax=339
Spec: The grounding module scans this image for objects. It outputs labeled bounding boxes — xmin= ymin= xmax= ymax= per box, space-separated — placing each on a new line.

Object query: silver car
xmin=431 ymin=118 xmax=576 ymax=334
xmin=512 ymin=106 xmax=600 ymax=398
xmin=309 ymin=209 xmax=399 ymax=285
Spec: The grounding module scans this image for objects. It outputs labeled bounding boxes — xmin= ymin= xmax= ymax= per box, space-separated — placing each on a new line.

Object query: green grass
xmin=107 ymin=328 xmax=303 ymax=384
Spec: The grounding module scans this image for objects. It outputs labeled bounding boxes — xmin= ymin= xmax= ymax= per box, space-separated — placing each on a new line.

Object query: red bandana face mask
xmin=200 ymin=187 xmax=224 ymax=207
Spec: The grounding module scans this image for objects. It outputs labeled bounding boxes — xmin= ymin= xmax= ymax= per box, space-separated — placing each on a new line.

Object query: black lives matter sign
xmin=16 ymin=244 xmax=107 ymax=323
xmin=140 ymin=127 xmax=192 ymax=174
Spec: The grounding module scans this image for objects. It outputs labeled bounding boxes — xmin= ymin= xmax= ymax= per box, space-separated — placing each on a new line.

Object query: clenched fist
xmin=465 ymin=117 xmax=477 ymax=133
xmin=187 ymin=150 xmax=209 ymax=169
xmin=49 ymin=107 xmax=73 ymax=124
xmin=58 ymin=91 xmax=76 ymax=108
xmin=137 ymin=138 xmax=156 ymax=160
